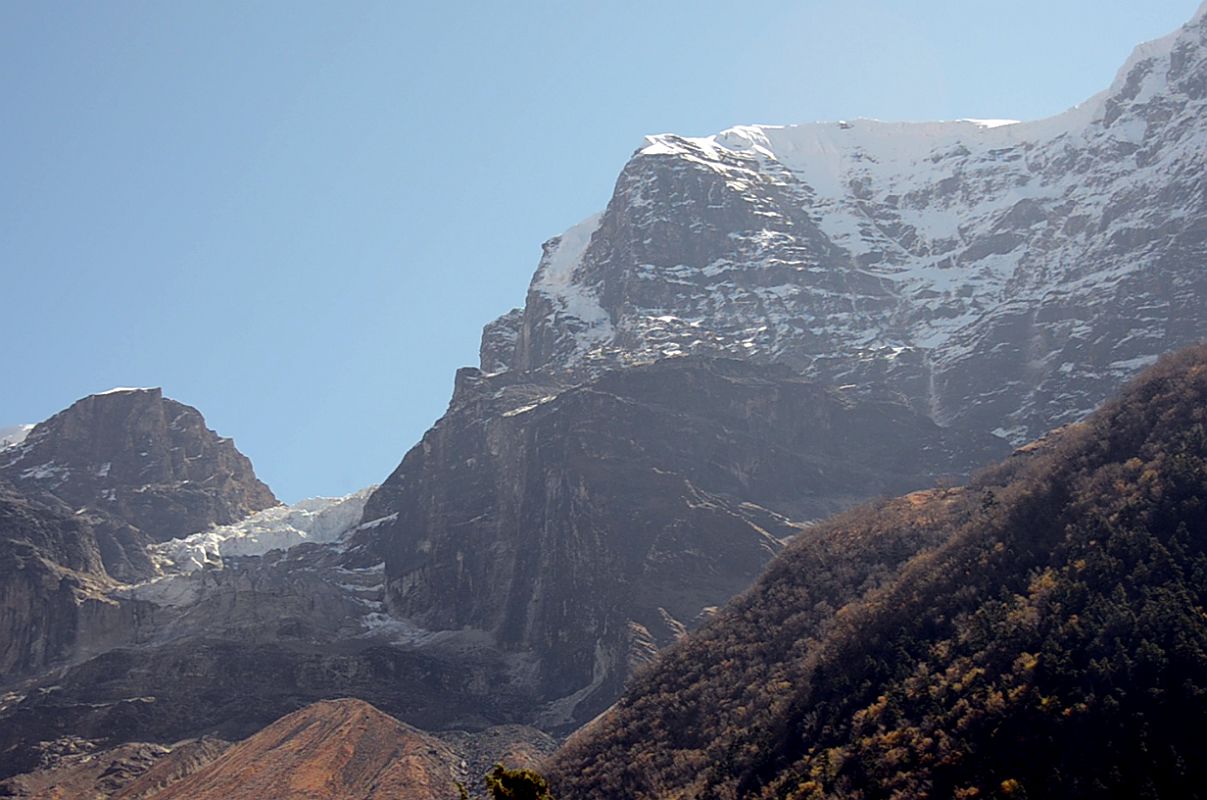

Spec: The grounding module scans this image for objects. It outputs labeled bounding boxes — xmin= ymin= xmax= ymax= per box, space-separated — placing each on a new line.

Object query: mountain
xmin=548 ymin=345 xmax=1207 ymax=799
xmin=5 ymin=5 xmax=1207 ymax=797
xmin=355 ymin=356 xmax=1005 ymax=728
xmin=0 ymin=387 xmax=276 ymax=581
xmin=136 ymin=699 xmax=461 ymax=800
xmin=347 ymin=0 xmax=1207 ymax=739
xmin=0 ymin=388 xmax=277 ymax=683
xmin=483 ymin=2 xmax=1207 ymax=445
xmin=0 ymin=359 xmax=999 ymax=786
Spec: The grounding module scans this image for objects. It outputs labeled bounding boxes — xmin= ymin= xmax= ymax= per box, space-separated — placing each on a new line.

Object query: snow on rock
xmin=151 ymin=487 xmax=375 ymax=573
xmin=483 ymin=7 xmax=1207 ymax=443
xmin=0 ymin=424 xmax=33 ymax=451
xmin=526 ymin=213 xmax=613 ymax=365
xmin=95 ymin=387 xmax=158 ymax=395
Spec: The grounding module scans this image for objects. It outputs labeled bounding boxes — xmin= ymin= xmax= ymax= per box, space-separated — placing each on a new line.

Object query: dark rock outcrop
xmin=0 ymin=388 xmax=276 ymax=684
xmin=1 ymin=388 xmax=277 ymax=579
xmin=0 ymin=487 xmax=157 ymax=680
xmin=483 ymin=6 xmax=1207 ymax=446
xmin=358 ymin=357 xmax=1007 ymax=727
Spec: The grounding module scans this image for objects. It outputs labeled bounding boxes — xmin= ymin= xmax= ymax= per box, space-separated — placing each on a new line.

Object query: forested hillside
xmin=550 ymin=345 xmax=1207 ymax=799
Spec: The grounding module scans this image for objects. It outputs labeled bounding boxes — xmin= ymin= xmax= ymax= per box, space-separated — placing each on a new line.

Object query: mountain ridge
xmin=483 ymin=5 xmax=1207 ymax=445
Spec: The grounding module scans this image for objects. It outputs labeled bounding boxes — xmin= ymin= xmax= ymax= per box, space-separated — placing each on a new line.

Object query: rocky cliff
xmin=1 ymin=388 xmax=277 ymax=580
xmin=358 ymin=357 xmax=1006 ymax=728
xmin=484 ymin=3 xmax=1207 ymax=445
xmin=0 ymin=388 xmax=276 ymax=682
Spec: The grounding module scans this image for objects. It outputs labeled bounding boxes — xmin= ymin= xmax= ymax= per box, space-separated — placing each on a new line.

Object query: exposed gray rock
xmin=357 ymin=357 xmax=1007 ymax=728
xmin=0 ymin=389 xmax=276 ymax=684
xmin=1 ymin=388 xmax=277 ymax=573
xmin=485 ymin=9 xmax=1207 ymax=445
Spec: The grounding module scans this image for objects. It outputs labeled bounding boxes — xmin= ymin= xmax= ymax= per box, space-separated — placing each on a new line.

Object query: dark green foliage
xmin=549 ymin=345 xmax=1207 ymax=799
xmin=481 ymin=764 xmax=554 ymax=800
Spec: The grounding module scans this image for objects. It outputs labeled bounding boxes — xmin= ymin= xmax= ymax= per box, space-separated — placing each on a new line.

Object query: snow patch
xmin=151 ymin=487 xmax=375 ymax=573
xmin=530 ymin=213 xmax=613 ymax=360
xmin=95 ymin=387 xmax=156 ymax=396
xmin=0 ymin=424 xmax=34 ymax=451
xmin=356 ymin=512 xmax=398 ymax=531
xmin=19 ymin=462 xmax=69 ymax=482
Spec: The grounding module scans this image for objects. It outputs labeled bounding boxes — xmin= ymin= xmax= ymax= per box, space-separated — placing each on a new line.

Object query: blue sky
xmin=2 ymin=0 xmax=1200 ymax=502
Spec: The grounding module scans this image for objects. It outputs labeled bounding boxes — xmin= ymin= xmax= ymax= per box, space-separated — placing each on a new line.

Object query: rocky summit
xmin=1 ymin=388 xmax=277 ymax=578
xmin=0 ymin=389 xmax=277 ymax=684
xmin=484 ymin=3 xmax=1207 ymax=444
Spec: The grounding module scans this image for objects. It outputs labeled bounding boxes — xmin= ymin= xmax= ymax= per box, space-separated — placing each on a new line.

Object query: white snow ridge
xmin=151 ymin=487 xmax=375 ymax=573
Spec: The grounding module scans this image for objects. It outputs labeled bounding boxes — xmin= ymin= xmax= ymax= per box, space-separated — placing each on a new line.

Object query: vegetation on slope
xmin=549 ymin=345 xmax=1207 ymax=799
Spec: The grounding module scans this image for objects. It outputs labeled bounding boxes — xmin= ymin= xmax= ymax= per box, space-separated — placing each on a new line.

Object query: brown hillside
xmin=549 ymin=344 xmax=1207 ymax=799
xmin=145 ymin=699 xmax=461 ymax=800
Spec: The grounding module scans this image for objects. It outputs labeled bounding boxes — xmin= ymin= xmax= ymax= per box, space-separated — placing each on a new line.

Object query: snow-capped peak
xmin=484 ymin=3 xmax=1207 ymax=445
xmin=95 ymin=386 xmax=158 ymax=396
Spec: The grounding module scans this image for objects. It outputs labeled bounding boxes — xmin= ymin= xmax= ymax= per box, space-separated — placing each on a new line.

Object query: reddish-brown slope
xmin=145 ymin=699 xmax=461 ymax=800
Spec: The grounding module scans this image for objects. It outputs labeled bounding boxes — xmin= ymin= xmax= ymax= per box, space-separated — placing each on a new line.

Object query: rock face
xmin=483 ymin=5 xmax=1207 ymax=444
xmin=0 ymin=487 xmax=155 ymax=680
xmin=0 ymin=388 xmax=276 ymax=682
xmin=359 ymin=357 xmax=1007 ymax=728
xmin=1 ymin=388 xmax=277 ymax=580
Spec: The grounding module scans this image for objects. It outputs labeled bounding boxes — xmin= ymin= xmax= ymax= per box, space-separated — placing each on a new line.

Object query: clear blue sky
xmin=2 ymin=1 xmax=1200 ymax=502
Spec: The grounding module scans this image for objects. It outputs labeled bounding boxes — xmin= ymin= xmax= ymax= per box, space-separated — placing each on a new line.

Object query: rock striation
xmin=1 ymin=388 xmax=276 ymax=581
xmin=358 ymin=357 xmax=1007 ymax=728
xmin=484 ymin=5 xmax=1207 ymax=444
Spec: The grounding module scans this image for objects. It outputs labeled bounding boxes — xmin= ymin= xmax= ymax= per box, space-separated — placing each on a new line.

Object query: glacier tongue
xmin=150 ymin=487 xmax=375 ymax=573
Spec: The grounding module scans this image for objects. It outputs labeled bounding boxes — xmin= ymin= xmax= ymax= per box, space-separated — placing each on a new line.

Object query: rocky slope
xmin=0 ymin=389 xmax=277 ymax=684
xmin=137 ymin=699 xmax=462 ymax=800
xmin=357 ymin=356 xmax=1006 ymax=728
xmin=0 ymin=737 xmax=229 ymax=800
xmin=548 ymin=345 xmax=1207 ymax=799
xmin=1 ymin=388 xmax=277 ymax=581
xmin=484 ymin=2 xmax=1207 ymax=445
